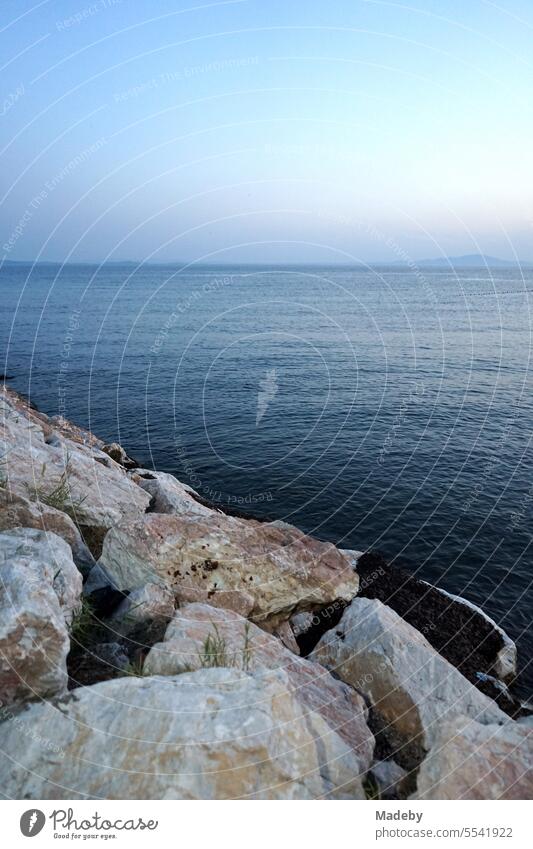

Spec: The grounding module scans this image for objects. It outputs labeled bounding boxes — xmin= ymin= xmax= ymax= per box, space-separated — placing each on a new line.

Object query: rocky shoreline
xmin=0 ymin=384 xmax=531 ymax=799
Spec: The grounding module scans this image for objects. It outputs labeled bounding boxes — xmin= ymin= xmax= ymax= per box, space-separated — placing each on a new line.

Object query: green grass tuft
xmin=197 ymin=622 xmax=254 ymax=671
xmin=68 ymin=597 xmax=95 ymax=643
xmin=27 ymin=455 xmax=86 ymax=518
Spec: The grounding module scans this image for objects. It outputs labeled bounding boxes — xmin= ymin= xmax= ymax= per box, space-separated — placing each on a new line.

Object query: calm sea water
xmin=1 ymin=262 xmax=532 ymax=694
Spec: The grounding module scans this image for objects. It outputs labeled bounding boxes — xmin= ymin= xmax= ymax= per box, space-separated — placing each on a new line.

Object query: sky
xmin=1 ymin=0 xmax=532 ymax=264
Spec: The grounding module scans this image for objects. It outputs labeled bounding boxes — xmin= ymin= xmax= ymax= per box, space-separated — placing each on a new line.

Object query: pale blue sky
xmin=1 ymin=0 xmax=532 ymax=263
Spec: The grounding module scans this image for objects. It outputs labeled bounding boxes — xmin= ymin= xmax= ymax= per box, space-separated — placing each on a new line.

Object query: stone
xmin=340 ymin=548 xmax=363 ymax=569
xmin=143 ymin=603 xmax=373 ymax=771
xmin=310 ymin=597 xmax=509 ymax=766
xmin=290 ymin=610 xmax=315 ymax=639
xmin=131 ymin=468 xmax=215 ymax=517
xmin=259 ymin=618 xmax=300 ymax=654
xmin=98 ymin=512 xmax=359 ymax=626
xmin=413 ymin=715 xmax=533 ymax=799
xmin=102 ymin=442 xmax=137 ymax=469
xmin=370 ymin=759 xmax=408 ymax=799
xmin=0 ymin=668 xmax=370 ymax=799
xmin=109 ymin=582 xmax=175 ymax=636
xmin=0 ymin=388 xmax=151 ymax=556
xmin=0 ymin=528 xmax=82 ymax=705
xmin=83 ymin=563 xmax=116 ymax=596
xmin=0 ymin=488 xmax=94 ymax=575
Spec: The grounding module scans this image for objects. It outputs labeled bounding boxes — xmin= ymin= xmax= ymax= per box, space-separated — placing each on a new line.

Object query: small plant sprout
xmin=198 ymin=622 xmax=254 ymax=671
xmin=27 ymin=452 xmax=86 ymax=518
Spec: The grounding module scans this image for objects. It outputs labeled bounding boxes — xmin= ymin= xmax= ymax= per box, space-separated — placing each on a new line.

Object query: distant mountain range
xmin=2 ymin=254 xmax=532 ymax=268
xmin=405 ymin=254 xmax=532 ymax=269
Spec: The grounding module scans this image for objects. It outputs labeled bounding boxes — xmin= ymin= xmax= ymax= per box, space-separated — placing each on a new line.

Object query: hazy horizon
xmin=3 ymin=254 xmax=533 ymax=268
xmin=2 ymin=1 xmax=532 ymax=264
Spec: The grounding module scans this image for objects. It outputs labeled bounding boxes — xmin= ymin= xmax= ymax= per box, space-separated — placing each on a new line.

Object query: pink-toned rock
xmin=98 ymin=513 xmax=359 ymax=625
xmin=413 ymin=715 xmax=533 ymax=800
xmin=144 ymin=602 xmax=374 ymax=768
xmin=0 ymin=388 xmax=151 ymax=555
xmin=0 ymin=528 xmax=82 ymax=706
xmin=0 ymin=668 xmax=370 ymax=799
xmin=259 ymin=618 xmax=300 ymax=654
xmin=0 ymin=488 xmax=94 ymax=574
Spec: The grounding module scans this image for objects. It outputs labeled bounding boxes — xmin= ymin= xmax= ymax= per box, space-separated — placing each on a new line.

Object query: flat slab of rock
xmin=0 ymin=528 xmax=82 ymax=705
xmin=98 ymin=513 xmax=359 ymax=625
xmin=413 ymin=715 xmax=533 ymax=799
xmin=0 ymin=668 xmax=369 ymax=799
xmin=144 ymin=603 xmax=373 ymax=769
xmin=310 ymin=597 xmax=509 ymax=767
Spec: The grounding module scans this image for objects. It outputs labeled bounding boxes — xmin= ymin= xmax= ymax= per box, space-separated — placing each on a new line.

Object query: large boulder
xmin=413 ymin=715 xmax=533 ymax=799
xmin=356 ymin=552 xmax=515 ymax=691
xmin=98 ymin=513 xmax=359 ymax=626
xmin=131 ymin=469 xmax=215 ymax=517
xmin=310 ymin=597 xmax=509 ymax=767
xmin=0 ymin=528 xmax=82 ymax=705
xmin=0 ymin=668 xmax=370 ymax=799
xmin=0 ymin=388 xmax=151 ymax=555
xmin=0 ymin=488 xmax=94 ymax=574
xmin=144 ymin=603 xmax=374 ymax=769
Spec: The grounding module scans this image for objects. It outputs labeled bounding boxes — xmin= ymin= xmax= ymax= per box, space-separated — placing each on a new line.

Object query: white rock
xmin=0 ymin=668 xmax=370 ymax=799
xmin=290 ymin=610 xmax=316 ymax=639
xmin=413 ymin=714 xmax=533 ymax=799
xmin=1 ymin=389 xmax=151 ymax=555
xmin=310 ymin=597 xmax=509 ymax=760
xmin=0 ymin=488 xmax=94 ymax=574
xmin=98 ymin=512 xmax=359 ymax=626
xmin=131 ymin=469 xmax=215 ymax=517
xmin=0 ymin=528 xmax=82 ymax=705
xmin=143 ymin=603 xmax=373 ymax=775
xmin=339 ymin=548 xmax=363 ymax=569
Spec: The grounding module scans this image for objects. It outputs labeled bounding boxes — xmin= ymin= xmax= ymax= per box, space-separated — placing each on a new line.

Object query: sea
xmin=1 ymin=261 xmax=532 ymax=695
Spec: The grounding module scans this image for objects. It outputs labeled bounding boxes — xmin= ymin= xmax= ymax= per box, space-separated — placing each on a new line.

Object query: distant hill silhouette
xmin=408 ymin=254 xmax=531 ymax=268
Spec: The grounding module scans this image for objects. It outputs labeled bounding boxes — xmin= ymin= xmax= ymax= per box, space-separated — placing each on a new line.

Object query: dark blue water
xmin=2 ymin=262 xmax=532 ymax=694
